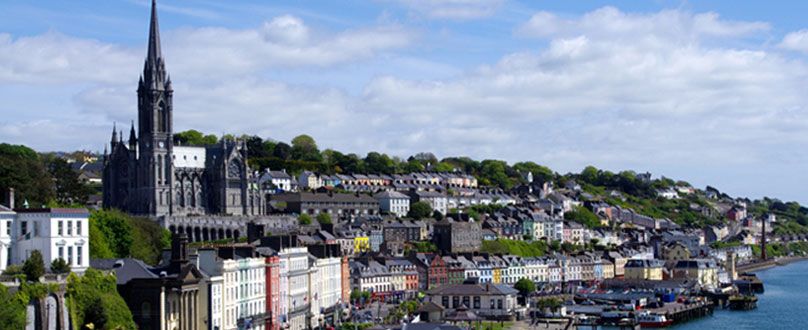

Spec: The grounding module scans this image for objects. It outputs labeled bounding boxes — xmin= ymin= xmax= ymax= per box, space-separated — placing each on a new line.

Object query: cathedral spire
xmin=142 ymin=0 xmax=167 ymax=91
xmin=111 ymin=122 xmax=118 ymax=144
xmin=129 ymin=120 xmax=137 ymax=148
xmin=146 ymin=0 xmax=162 ymax=69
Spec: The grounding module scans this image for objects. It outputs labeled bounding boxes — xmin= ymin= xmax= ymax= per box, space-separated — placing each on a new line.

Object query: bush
xmin=481 ymin=239 xmax=547 ymax=257
xmin=1 ymin=264 xmax=23 ymax=276
xmin=90 ymin=210 xmax=171 ymax=265
xmin=514 ymin=278 xmax=536 ymax=297
xmin=299 ymin=214 xmax=313 ymax=225
xmin=67 ymin=269 xmax=136 ymax=330
xmin=407 ymin=201 xmax=432 ymax=220
xmin=0 ymin=284 xmax=26 ymax=329
xmin=51 ymin=257 xmax=71 ymax=274
xmin=23 ymin=250 xmax=45 ymax=281
xmin=316 ymin=213 xmax=332 ymax=225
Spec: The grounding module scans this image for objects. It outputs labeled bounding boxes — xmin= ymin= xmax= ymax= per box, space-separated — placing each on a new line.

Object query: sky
xmin=1 ymin=0 xmax=807 ymax=204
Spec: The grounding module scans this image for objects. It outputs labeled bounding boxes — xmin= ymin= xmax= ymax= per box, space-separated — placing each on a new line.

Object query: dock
xmin=646 ymin=301 xmax=714 ymax=325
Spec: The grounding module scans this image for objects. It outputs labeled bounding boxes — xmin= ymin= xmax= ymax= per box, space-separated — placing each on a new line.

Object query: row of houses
xmin=93 ymin=234 xmax=351 ymax=330
xmin=346 ymin=249 xmax=673 ymax=300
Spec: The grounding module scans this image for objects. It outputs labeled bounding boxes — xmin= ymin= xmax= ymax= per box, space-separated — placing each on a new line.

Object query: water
xmin=672 ymin=260 xmax=808 ymax=329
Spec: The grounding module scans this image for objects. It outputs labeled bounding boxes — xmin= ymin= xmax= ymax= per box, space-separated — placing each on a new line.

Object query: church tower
xmin=136 ymin=0 xmax=173 ymax=215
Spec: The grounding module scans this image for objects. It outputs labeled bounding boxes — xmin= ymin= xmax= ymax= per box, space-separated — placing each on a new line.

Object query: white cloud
xmin=779 ymin=29 xmax=808 ymax=54
xmin=390 ymin=0 xmax=504 ymax=20
xmin=165 ymin=17 xmax=413 ymax=78
xmin=2 ymin=6 xmax=808 ymax=203
xmin=518 ymin=7 xmax=769 ymax=44
xmin=0 ymin=32 xmax=138 ymax=84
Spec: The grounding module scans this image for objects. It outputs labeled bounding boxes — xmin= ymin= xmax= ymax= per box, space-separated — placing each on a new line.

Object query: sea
xmin=672 ymin=259 xmax=808 ymax=329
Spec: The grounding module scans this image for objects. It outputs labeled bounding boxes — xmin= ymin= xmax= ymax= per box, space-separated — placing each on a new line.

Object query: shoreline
xmin=736 ymin=256 xmax=808 ymax=273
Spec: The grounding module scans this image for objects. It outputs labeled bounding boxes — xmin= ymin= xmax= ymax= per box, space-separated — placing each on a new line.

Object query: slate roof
xmin=427 ymin=283 xmax=518 ymax=296
xmin=91 ymin=258 xmax=159 ymax=284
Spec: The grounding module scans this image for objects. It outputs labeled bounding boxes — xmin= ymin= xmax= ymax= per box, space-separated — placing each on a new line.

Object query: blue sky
xmin=1 ymin=0 xmax=807 ymax=204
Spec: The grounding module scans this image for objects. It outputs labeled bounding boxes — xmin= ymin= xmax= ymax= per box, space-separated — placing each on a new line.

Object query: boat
xmin=728 ymin=295 xmax=758 ymax=311
xmin=636 ymin=311 xmax=673 ymax=328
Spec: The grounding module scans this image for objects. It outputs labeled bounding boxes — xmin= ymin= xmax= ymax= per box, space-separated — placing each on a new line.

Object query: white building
xmin=206 ymin=274 xmax=224 ymax=330
xmin=259 ymin=169 xmax=294 ymax=193
xmin=196 ymin=248 xmax=266 ymax=330
xmin=374 ymin=191 xmax=410 ymax=218
xmin=310 ymin=252 xmax=343 ymax=328
xmin=1 ymin=206 xmax=90 ymax=273
xmin=298 ymin=171 xmax=323 ymax=191
xmin=279 ymin=247 xmax=311 ymax=330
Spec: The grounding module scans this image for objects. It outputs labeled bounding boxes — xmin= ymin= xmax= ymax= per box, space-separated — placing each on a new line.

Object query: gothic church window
xmin=157 ymin=101 xmax=166 ymax=132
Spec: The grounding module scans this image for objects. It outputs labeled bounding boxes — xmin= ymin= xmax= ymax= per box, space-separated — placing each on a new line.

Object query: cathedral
xmin=103 ymin=0 xmax=262 ymax=218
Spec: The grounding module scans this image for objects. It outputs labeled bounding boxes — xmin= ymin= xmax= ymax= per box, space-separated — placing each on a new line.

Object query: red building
xmin=265 ymin=255 xmax=281 ymax=330
xmin=409 ymin=253 xmax=448 ymax=290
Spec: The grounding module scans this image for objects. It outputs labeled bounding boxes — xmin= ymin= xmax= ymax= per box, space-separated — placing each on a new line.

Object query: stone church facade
xmin=103 ymin=1 xmax=262 ymax=218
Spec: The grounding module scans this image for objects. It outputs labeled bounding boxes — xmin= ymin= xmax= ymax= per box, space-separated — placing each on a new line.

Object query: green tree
xmin=513 ymin=161 xmax=555 ymax=183
xmin=291 ymin=135 xmax=322 ymax=161
xmin=514 ymin=278 xmax=536 ymax=298
xmin=50 ymin=257 xmax=71 ymax=274
xmin=0 ymin=143 xmax=54 ymax=207
xmin=299 ymin=214 xmax=313 ymax=225
xmin=0 ymin=284 xmax=26 ymax=329
xmin=91 ymin=210 xmax=134 ymax=258
xmin=23 ymin=250 xmax=45 ymax=281
xmin=272 ymin=142 xmax=292 ymax=160
xmin=89 ymin=215 xmax=114 ymax=259
xmin=316 ymin=213 xmax=333 ymax=225
xmin=564 ymin=205 xmax=601 ymax=229
xmin=479 ymin=160 xmax=514 ymax=189
xmin=432 ymin=162 xmax=454 ymax=172
xmin=66 ymin=269 xmax=136 ymax=329
xmin=407 ymin=201 xmax=433 ymax=220
xmin=432 ymin=210 xmax=444 ymax=221
xmin=43 ymin=156 xmax=92 ymax=206
xmin=364 ymin=152 xmax=395 ymax=174
xmin=173 ymin=129 xmax=217 ymax=146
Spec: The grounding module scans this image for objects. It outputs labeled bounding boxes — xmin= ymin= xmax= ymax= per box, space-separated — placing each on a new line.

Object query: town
xmin=2 ymin=1 xmax=808 ymax=330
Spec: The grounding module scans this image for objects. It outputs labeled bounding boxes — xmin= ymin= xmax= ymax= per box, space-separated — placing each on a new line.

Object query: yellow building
xmin=673 ymin=259 xmax=719 ymax=288
xmin=354 ymin=236 xmax=370 ymax=253
xmin=492 ymin=268 xmax=502 ymax=284
xmin=601 ymin=260 xmax=615 ymax=279
xmin=662 ymin=242 xmax=691 ymax=261
xmin=624 ymin=259 xmax=663 ymax=281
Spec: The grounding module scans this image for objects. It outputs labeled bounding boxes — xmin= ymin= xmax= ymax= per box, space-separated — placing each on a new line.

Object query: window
xmin=67 ymin=221 xmax=72 ymax=236
xmin=490 ymin=299 xmax=495 ymax=309
xmin=77 ymin=246 xmax=83 ymax=266
xmin=21 ymin=221 xmax=27 ymax=236
xmin=58 ymin=221 xmax=63 ymax=235
xmin=442 ymin=296 xmax=449 ymax=308
xmin=498 ymin=299 xmax=503 ymax=310
xmin=76 ymin=220 xmax=82 ymax=235
xmin=58 ymin=247 xmax=64 ymax=259
xmin=67 ymin=246 xmax=73 ymax=265
xmin=452 ymin=296 xmax=459 ymax=308
xmin=473 ymin=297 xmax=481 ymax=309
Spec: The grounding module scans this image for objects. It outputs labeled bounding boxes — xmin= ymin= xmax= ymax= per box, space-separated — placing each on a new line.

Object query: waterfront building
xmin=672 ymin=259 xmax=719 ymax=288
xmin=426 ymin=283 xmax=520 ymax=320
xmin=624 ymin=259 xmax=664 ymax=281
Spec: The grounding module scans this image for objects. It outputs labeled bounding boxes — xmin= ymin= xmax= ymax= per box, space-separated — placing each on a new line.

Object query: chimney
xmin=8 ymin=188 xmax=14 ymax=209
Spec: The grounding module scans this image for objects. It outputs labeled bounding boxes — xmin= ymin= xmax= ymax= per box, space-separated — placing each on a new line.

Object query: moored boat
xmin=636 ymin=311 xmax=673 ymax=328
